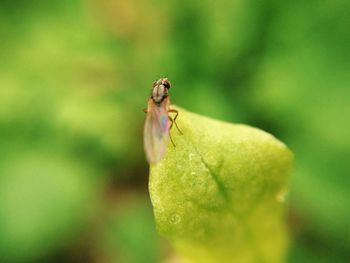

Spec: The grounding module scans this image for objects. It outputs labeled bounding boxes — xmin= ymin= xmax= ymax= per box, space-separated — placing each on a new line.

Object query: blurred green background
xmin=0 ymin=0 xmax=349 ymax=262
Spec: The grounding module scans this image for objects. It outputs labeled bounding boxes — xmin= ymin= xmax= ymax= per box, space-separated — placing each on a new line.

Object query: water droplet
xmin=170 ymin=214 xmax=181 ymax=224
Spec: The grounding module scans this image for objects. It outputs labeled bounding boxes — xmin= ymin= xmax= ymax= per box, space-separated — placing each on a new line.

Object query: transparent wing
xmin=144 ymin=99 xmax=170 ymax=164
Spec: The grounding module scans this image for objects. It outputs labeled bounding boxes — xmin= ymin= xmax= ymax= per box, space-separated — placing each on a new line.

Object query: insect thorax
xmin=152 ymin=84 xmax=168 ymax=104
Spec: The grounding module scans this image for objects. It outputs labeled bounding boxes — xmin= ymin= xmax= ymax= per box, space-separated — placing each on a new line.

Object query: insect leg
xmin=168 ymin=109 xmax=183 ymax=134
xmin=168 ymin=116 xmax=176 ymax=147
xmin=143 ymin=108 xmax=148 ymax=113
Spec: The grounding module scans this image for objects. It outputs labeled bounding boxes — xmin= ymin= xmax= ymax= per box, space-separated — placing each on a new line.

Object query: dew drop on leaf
xmin=170 ymin=214 xmax=181 ymax=224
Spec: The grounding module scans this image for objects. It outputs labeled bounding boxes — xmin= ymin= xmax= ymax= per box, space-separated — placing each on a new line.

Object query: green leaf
xmin=149 ymin=106 xmax=293 ymax=263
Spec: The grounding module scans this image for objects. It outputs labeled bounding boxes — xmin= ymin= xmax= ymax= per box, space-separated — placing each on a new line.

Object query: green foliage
xmin=149 ymin=107 xmax=293 ymax=263
xmin=0 ymin=0 xmax=349 ymax=261
xmin=0 ymin=149 xmax=97 ymax=262
xmin=102 ymin=198 xmax=159 ymax=263
xmin=249 ymin=1 xmax=350 ymax=254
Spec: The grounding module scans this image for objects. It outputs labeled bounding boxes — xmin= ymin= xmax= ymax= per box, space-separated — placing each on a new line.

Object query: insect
xmin=143 ymin=78 xmax=182 ymax=164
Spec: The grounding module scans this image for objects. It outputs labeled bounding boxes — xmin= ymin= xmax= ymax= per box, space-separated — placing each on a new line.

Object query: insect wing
xmin=144 ymin=101 xmax=170 ymax=163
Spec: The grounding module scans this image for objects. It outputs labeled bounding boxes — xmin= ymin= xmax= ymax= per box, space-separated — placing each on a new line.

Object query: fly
xmin=143 ymin=78 xmax=182 ymax=164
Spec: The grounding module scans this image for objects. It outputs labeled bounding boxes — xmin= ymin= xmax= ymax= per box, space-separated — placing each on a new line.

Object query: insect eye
xmin=163 ymin=80 xmax=171 ymax=89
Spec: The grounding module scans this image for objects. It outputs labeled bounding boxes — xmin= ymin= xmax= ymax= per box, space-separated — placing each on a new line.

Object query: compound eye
xmin=163 ymin=80 xmax=171 ymax=89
